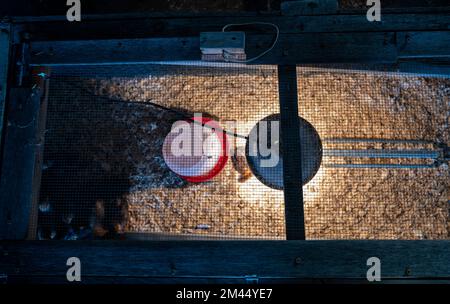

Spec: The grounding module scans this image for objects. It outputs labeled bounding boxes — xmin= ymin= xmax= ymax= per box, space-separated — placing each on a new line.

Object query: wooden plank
xmin=5 ymin=274 xmax=450 ymax=284
xmin=0 ymin=89 xmax=41 ymax=239
xmin=281 ymin=0 xmax=338 ymax=16
xmin=4 ymin=0 xmax=449 ymax=20
xmin=278 ymin=65 xmax=305 ymax=240
xmin=247 ymin=32 xmax=397 ymax=64
xmin=398 ymin=31 xmax=450 ymax=59
xmin=341 ymin=7 xmax=450 ymax=15
xmin=284 ymin=14 xmax=450 ymax=34
xmin=30 ymin=37 xmax=201 ymax=65
xmin=29 ymin=31 xmax=399 ymax=65
xmin=12 ymin=13 xmax=450 ymax=41
xmin=27 ymin=68 xmax=51 ymax=240
xmin=0 ymin=23 xmax=10 ymax=153
xmin=1 ymin=241 xmax=450 ymax=283
xmin=397 ymin=58 xmax=450 ymax=77
xmin=338 ymin=0 xmax=450 ymax=12
xmin=0 ymin=0 xmax=273 ymax=17
xmin=30 ymin=31 xmax=450 ymax=66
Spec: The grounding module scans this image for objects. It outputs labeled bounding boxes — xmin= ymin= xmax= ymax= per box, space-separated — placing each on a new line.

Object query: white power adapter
xmin=200 ymin=32 xmax=246 ymax=62
xmin=200 ymin=23 xmax=279 ymax=63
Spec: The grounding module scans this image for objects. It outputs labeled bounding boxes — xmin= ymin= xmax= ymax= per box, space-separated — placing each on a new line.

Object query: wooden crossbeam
xmin=1 ymin=240 xmax=450 ymax=283
xmin=278 ymin=65 xmax=305 ymax=240
xmin=12 ymin=13 xmax=450 ymax=41
xmin=29 ymin=31 xmax=450 ymax=68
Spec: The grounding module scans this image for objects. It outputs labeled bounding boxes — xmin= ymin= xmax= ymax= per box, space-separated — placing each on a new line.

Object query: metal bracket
xmin=244 ymin=275 xmax=259 ymax=284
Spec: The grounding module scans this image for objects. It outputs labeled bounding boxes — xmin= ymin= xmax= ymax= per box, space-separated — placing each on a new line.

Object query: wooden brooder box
xmin=0 ymin=0 xmax=449 ymax=284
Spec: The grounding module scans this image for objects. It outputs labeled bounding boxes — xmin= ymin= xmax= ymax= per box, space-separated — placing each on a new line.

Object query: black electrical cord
xmin=65 ymin=80 xmax=249 ymax=139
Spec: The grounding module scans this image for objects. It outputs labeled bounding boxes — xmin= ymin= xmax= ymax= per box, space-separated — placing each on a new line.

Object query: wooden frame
xmin=0 ymin=22 xmax=11 ymax=153
xmin=1 ymin=1 xmax=450 ymax=283
xmin=1 ymin=240 xmax=450 ymax=283
xmin=19 ymin=9 xmax=449 ymax=77
xmin=24 ymin=14 xmax=449 ymax=72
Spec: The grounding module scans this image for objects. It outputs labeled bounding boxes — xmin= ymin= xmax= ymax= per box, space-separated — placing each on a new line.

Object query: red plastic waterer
xmin=162 ymin=117 xmax=228 ymax=183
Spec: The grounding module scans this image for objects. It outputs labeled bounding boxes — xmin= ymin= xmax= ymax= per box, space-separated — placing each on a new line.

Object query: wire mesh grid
xmin=36 ymin=62 xmax=449 ymax=241
xmin=37 ymin=63 xmax=286 ymax=240
xmin=298 ymin=67 xmax=449 ymax=240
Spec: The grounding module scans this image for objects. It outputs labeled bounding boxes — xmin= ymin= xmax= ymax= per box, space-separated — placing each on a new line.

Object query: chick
xmin=231 ymin=146 xmax=252 ymax=182
xmin=92 ymin=200 xmax=108 ymax=238
xmin=38 ymin=199 xmax=52 ymax=213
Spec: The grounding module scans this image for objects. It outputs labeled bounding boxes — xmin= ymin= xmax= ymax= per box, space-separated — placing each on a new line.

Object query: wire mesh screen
xmin=298 ymin=68 xmax=449 ymax=240
xmin=37 ymin=63 xmax=285 ymax=240
xmin=36 ymin=63 xmax=449 ymax=241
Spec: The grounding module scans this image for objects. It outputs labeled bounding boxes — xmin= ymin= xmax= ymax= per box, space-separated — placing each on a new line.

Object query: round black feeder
xmin=245 ymin=114 xmax=322 ymax=190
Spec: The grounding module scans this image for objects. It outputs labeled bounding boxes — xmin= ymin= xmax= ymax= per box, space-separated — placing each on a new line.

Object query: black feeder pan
xmin=245 ymin=114 xmax=323 ymax=190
